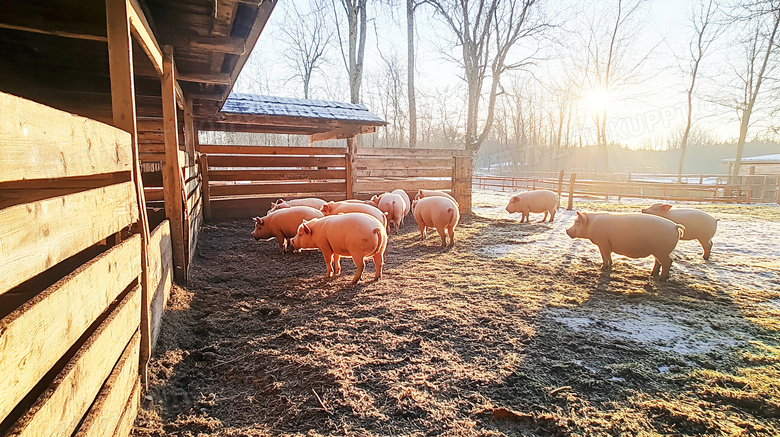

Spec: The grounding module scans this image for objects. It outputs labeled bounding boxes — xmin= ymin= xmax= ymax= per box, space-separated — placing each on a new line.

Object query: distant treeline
xmin=476 ymin=141 xmax=780 ymax=175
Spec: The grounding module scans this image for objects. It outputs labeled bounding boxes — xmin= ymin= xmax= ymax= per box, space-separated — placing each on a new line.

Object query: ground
xmin=132 ymin=190 xmax=780 ymax=436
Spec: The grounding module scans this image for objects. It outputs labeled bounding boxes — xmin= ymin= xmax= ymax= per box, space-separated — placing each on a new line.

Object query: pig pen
xmin=132 ymin=190 xmax=780 ymax=436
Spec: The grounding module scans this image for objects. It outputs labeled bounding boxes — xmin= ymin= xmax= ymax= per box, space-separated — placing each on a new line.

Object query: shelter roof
xmin=722 ymin=154 xmax=780 ymax=164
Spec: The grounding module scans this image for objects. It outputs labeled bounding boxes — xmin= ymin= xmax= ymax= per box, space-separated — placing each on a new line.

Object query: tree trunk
xmin=407 ymin=0 xmax=417 ymax=148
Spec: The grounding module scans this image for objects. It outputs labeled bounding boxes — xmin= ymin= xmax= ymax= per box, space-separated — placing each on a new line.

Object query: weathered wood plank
xmin=111 ymin=380 xmax=140 ymax=437
xmin=147 ymin=221 xmax=172 ymax=350
xmin=0 ymin=92 xmax=132 ymax=183
xmin=198 ymin=144 xmax=347 ymax=156
xmin=73 ymin=331 xmax=140 ymax=437
xmin=354 ymin=179 xmax=452 ymax=193
xmin=0 ymin=182 xmax=139 ymax=295
xmin=357 ymin=147 xmax=468 ymax=157
xmin=355 ymin=168 xmax=452 ymax=178
xmin=200 ymin=154 xmax=211 ymax=220
xmin=209 ymin=195 xmax=347 ymax=220
xmin=0 ymin=235 xmax=140 ymax=422
xmin=210 ymin=181 xmax=346 ymax=197
xmin=187 ymin=182 xmax=202 ymax=215
xmin=188 ymin=210 xmax=202 ymax=263
xmin=7 ymin=285 xmax=141 ymax=437
xmin=208 ymin=155 xmax=346 ymax=168
xmin=208 ymin=169 xmax=346 ymax=182
xmin=355 ymin=157 xmax=454 ymax=169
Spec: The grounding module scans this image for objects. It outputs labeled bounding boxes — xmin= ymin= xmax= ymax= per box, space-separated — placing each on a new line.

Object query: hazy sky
xmin=234 ymin=0 xmax=777 ymax=148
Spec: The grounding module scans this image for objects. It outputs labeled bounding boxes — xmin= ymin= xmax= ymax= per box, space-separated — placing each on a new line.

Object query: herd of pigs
xmin=251 ymin=188 xmax=718 ymax=284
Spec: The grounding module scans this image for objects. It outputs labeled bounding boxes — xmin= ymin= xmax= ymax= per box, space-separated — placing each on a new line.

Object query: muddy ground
xmin=133 ymin=190 xmax=780 ymax=436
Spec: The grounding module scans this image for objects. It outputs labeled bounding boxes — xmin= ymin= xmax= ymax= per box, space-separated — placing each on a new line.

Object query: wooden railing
xmin=198 ymin=145 xmax=473 ymax=219
xmin=0 ymin=92 xmax=150 ymax=437
xmin=474 ymin=172 xmax=780 ymax=204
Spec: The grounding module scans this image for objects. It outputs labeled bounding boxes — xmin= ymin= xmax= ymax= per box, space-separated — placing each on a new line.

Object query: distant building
xmin=722 ymin=153 xmax=780 ymax=176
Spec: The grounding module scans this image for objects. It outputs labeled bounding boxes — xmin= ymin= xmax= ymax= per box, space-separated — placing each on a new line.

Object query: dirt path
xmin=133 ymin=191 xmax=780 ymax=436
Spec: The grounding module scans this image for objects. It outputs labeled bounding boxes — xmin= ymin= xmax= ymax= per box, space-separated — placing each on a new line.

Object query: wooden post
xmin=200 ymin=154 xmax=211 ymax=220
xmin=453 ymin=155 xmax=473 ymax=214
xmin=566 ymin=173 xmax=576 ymax=210
xmin=557 ymin=170 xmax=564 ymax=209
xmin=106 ymin=0 xmax=151 ymax=388
xmin=161 ymin=46 xmax=187 ymax=284
xmin=184 ymin=97 xmax=196 ymax=165
xmin=345 ymin=136 xmax=356 ymax=198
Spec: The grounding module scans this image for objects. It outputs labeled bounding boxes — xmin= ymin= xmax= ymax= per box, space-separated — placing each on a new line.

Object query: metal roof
xmin=722 ymin=153 xmax=780 ymax=164
xmin=222 ymin=93 xmax=386 ymax=125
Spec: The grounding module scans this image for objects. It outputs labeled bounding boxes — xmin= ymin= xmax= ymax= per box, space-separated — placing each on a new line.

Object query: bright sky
xmin=234 ymin=0 xmax=776 ymax=149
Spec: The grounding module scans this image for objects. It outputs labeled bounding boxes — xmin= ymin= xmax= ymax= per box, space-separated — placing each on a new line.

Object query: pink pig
xmin=391 ymin=189 xmax=412 ymax=219
xmin=641 ymin=203 xmax=718 ymax=259
xmin=291 ymin=213 xmax=388 ymax=283
xmin=251 ymin=206 xmax=324 ymax=253
xmin=412 ymin=196 xmax=460 ymax=247
xmin=414 ymin=189 xmax=458 ymax=205
xmin=506 ymin=189 xmax=558 ymax=222
xmin=566 ymin=212 xmax=684 ymax=279
xmin=269 ymin=197 xmax=327 ymax=213
xmin=320 ymin=201 xmax=388 ymax=227
xmin=368 ymin=193 xmax=406 ymax=232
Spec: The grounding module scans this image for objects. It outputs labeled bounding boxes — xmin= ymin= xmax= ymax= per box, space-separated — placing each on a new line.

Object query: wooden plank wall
xmin=199 ymin=144 xmax=349 ymax=220
xmin=0 ymin=93 xmax=143 ymax=437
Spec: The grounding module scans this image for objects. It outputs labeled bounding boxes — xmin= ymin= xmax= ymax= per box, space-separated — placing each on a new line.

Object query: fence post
xmin=567 ymin=173 xmax=576 ymax=210
xmin=557 ymin=170 xmax=564 ymax=209
xmin=200 ymin=154 xmax=211 ymax=220
xmin=346 ymin=136 xmax=356 ymax=198
xmin=453 ymin=154 xmax=473 ymax=214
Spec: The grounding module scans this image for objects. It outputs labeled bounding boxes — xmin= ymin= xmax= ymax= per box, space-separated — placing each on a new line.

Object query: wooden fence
xmin=474 ymin=171 xmax=780 ymax=204
xmin=197 ymin=144 xmax=472 ymax=219
xmin=0 ymin=93 xmax=173 ymax=436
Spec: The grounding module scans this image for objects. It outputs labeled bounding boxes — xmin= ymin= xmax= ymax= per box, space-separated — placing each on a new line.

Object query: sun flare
xmin=583 ymin=88 xmax=612 ymax=113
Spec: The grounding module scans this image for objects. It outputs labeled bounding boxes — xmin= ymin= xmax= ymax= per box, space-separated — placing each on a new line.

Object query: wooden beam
xmin=147 ymin=221 xmax=172 ymax=350
xmin=197 ymin=144 xmax=347 ymax=155
xmin=207 ymin=155 xmax=346 ymax=168
xmin=177 ymin=71 xmax=232 ymax=85
xmin=105 ymin=0 xmax=152 ymax=387
xmin=346 ymin=136 xmax=356 ymax=199
xmin=126 ymin=0 xmax=163 ymax=77
xmin=170 ymin=35 xmax=247 ymax=54
xmin=309 ymin=125 xmax=376 ymax=143
xmin=162 ymin=46 xmax=188 ymax=284
xmin=0 ymin=92 xmax=132 ymax=183
xmin=199 ymin=155 xmax=211 ymax=220
xmin=0 ymin=23 xmax=107 ymax=42
xmin=184 ymin=98 xmax=196 ymax=163
xmin=210 ymin=181 xmax=346 ymax=197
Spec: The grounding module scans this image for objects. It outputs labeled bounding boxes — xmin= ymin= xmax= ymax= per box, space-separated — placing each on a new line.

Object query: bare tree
xmin=577 ymin=0 xmax=655 ymax=148
xmin=429 ymin=0 xmax=547 ymax=156
xmin=729 ymin=1 xmax=779 ymax=180
xmin=406 ymin=0 xmax=426 ymax=147
xmin=678 ymin=0 xmax=722 ymax=183
xmin=281 ymin=1 xmax=333 ymax=99
xmin=333 ymin=0 xmax=368 ymax=103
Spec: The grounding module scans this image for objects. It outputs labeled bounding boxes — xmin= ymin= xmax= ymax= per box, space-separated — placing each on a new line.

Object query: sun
xmin=583 ymin=88 xmax=612 ymax=113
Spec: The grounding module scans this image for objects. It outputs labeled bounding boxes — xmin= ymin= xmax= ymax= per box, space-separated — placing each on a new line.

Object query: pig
xmin=251 ymin=206 xmax=324 ymax=253
xmin=413 ymin=196 xmax=460 ymax=247
xmin=367 ymin=193 xmax=406 ymax=232
xmin=414 ymin=189 xmax=458 ymax=206
xmin=320 ymin=201 xmax=388 ymax=227
xmin=391 ymin=189 xmax=412 ymax=222
xmin=641 ymin=203 xmax=718 ymax=259
xmin=566 ymin=212 xmax=684 ymax=280
xmin=290 ymin=213 xmax=388 ymax=284
xmin=269 ymin=197 xmax=327 ymax=213
xmin=506 ymin=189 xmax=559 ymax=223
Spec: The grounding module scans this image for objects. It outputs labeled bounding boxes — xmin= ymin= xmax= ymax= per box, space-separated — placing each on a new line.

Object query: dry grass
xmin=132 ymin=200 xmax=780 ymax=436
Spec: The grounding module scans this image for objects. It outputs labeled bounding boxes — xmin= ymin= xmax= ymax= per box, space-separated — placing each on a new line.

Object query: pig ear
xmin=302 ymin=222 xmax=312 ymax=235
xmin=576 ymin=211 xmax=587 ymax=223
xmin=661 ymin=204 xmax=672 ymax=211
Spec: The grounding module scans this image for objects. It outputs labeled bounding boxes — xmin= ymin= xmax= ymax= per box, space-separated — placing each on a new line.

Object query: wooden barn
xmin=0 ymin=1 xmax=472 ymax=435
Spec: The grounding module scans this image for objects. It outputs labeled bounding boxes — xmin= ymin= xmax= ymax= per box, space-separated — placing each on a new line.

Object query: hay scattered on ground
xmin=133 ymin=192 xmax=780 ymax=436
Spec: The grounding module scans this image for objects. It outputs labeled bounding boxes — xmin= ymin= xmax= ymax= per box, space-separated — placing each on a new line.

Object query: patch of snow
xmin=548 ymin=302 xmax=749 ymax=355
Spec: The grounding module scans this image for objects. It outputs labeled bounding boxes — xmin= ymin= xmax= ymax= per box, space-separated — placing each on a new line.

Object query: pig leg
xmin=321 ymin=250 xmax=335 ymax=277
xmin=549 ymin=208 xmax=556 ymax=222
xmin=276 ymin=236 xmax=287 ymax=254
xmin=700 ymin=239 xmax=712 ymax=260
xmin=542 ymin=211 xmax=549 ymax=222
xmin=598 ymin=246 xmax=613 ymax=271
xmin=372 ymin=252 xmax=384 ymax=281
xmin=447 ymin=225 xmax=455 ymax=247
xmin=333 ymin=254 xmax=342 ymax=276
xmin=418 ymin=223 xmax=427 ymax=241
xmin=351 ymin=255 xmax=365 ymax=283
xmin=437 ymin=227 xmax=447 ymax=247
xmin=654 ymin=254 xmax=672 ymax=280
